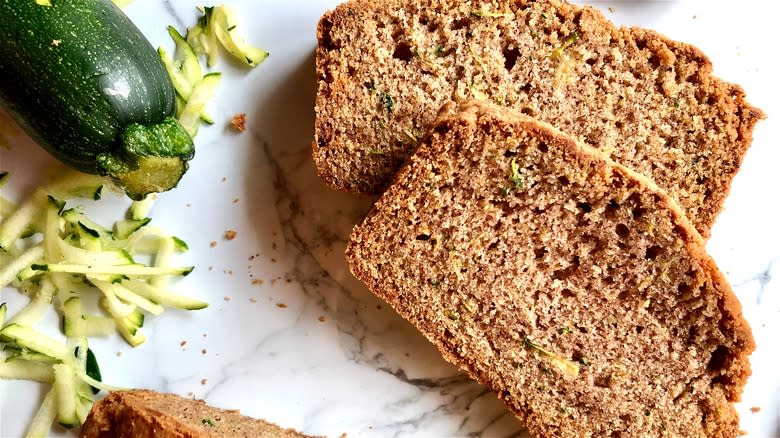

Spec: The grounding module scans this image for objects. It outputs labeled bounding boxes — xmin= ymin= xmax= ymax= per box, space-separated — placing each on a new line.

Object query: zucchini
xmin=179 ymin=72 xmax=222 ymax=137
xmin=212 ymin=5 xmax=269 ymax=67
xmin=73 ymin=346 xmax=102 ymax=395
xmin=0 ymin=324 xmax=69 ymax=360
xmin=6 ymin=278 xmax=54 ymax=327
xmin=113 ymin=309 xmax=146 ymax=347
xmin=0 ymin=245 xmax=44 ymax=289
xmin=62 ymin=296 xmax=84 ymax=338
xmin=0 ymin=360 xmax=55 ymax=383
xmin=52 ymin=363 xmax=78 ymax=428
xmin=127 ymin=195 xmax=156 ymax=221
xmin=151 ymin=236 xmax=175 ymax=287
xmin=111 ymin=283 xmax=165 ymax=316
xmin=187 ymin=6 xmax=220 ymax=67
xmin=124 ymin=279 xmax=208 ymax=311
xmin=92 ymin=279 xmax=137 ymax=317
xmin=187 ymin=5 xmax=269 ymax=68
xmin=26 ymin=387 xmax=58 ymax=438
xmin=0 ymin=191 xmax=47 ymax=252
xmin=113 ymin=217 xmax=151 ymax=240
xmin=0 ymin=0 xmax=194 ymax=200
xmin=3 ymin=345 xmax=59 ymax=364
xmin=34 ymin=263 xmax=193 ymax=277
xmin=81 ymin=315 xmax=117 ymax=337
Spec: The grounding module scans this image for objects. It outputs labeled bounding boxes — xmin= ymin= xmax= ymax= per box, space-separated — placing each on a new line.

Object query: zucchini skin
xmin=0 ymin=0 xmax=194 ymax=198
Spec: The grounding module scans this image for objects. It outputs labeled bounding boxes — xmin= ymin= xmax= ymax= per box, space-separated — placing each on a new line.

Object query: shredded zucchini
xmin=187 ymin=6 xmax=220 ymax=67
xmin=127 ymin=195 xmax=156 ymax=221
xmin=178 ymin=72 xmax=222 ymax=137
xmin=0 ymin=245 xmax=43 ymax=289
xmin=6 ymin=278 xmax=54 ymax=327
xmin=0 ymin=360 xmax=54 ymax=383
xmin=0 ymin=324 xmax=69 ymax=361
xmin=25 ymin=386 xmax=57 ymax=438
xmin=211 ymin=5 xmax=269 ymax=67
xmin=1 ymin=169 xmax=207 ymax=438
xmin=52 ymin=363 xmax=78 ymax=428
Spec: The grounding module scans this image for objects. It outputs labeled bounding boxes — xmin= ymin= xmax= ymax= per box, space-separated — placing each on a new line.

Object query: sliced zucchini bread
xmin=315 ymin=0 xmax=765 ymax=237
xmin=346 ymin=101 xmax=754 ymax=438
xmin=80 ymin=389 xmax=313 ymax=438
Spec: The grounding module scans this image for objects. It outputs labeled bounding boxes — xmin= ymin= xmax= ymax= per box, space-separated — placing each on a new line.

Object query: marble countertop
xmin=1 ymin=1 xmax=778 ymax=436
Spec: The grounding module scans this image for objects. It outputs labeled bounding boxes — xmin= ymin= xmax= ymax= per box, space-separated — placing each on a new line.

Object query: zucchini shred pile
xmin=0 ymin=169 xmax=203 ymax=434
xmin=160 ymin=4 xmax=269 ymax=137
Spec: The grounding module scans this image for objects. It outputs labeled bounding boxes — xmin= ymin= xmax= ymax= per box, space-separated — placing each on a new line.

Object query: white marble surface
xmin=1 ymin=1 xmax=778 ymax=436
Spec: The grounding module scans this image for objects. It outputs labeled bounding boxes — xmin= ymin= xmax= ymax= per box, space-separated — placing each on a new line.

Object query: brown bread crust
xmin=80 ymin=389 xmax=312 ymax=438
xmin=346 ymin=100 xmax=754 ymax=438
xmin=314 ymin=0 xmax=765 ymax=237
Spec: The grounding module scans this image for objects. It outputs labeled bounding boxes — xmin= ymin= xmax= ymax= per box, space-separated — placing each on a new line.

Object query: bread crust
xmin=314 ymin=0 xmax=765 ymax=237
xmin=346 ymin=100 xmax=754 ymax=438
xmin=80 ymin=389 xmax=312 ymax=438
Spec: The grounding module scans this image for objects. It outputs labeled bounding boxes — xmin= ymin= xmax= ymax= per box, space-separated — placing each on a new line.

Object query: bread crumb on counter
xmin=201 ymin=379 xmax=207 ymax=386
xmin=750 ymin=407 xmax=761 ymax=413
xmin=231 ymin=113 xmax=247 ymax=132
xmin=210 ymin=241 xmax=217 ymax=248
xmin=318 ymin=316 xmax=326 ymax=323
xmin=224 ymin=229 xmax=238 ymax=240
xmin=277 ymin=303 xmax=287 ymax=309
xmin=224 ymin=296 xmax=232 ymax=302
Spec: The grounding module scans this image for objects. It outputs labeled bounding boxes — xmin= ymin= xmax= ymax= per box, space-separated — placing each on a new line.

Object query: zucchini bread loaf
xmin=80 ymin=389 xmax=313 ymax=438
xmin=315 ymin=0 xmax=764 ymax=237
xmin=346 ymin=101 xmax=754 ymax=437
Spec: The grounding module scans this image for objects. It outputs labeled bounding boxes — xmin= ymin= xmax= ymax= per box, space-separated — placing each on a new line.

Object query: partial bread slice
xmin=315 ymin=0 xmax=765 ymax=237
xmin=346 ymin=100 xmax=754 ymax=438
xmin=80 ymin=389 xmax=312 ymax=438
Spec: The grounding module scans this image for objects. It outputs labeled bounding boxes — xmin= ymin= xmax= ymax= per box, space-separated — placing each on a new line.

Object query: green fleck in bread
xmin=346 ymin=100 xmax=754 ymax=438
xmin=315 ymin=0 xmax=765 ymax=237
xmin=80 ymin=389 xmax=314 ymax=438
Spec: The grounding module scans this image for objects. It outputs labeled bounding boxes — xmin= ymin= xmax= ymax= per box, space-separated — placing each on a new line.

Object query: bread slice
xmin=314 ymin=0 xmax=765 ymax=237
xmin=346 ymin=100 xmax=754 ymax=438
xmin=80 ymin=389 xmax=312 ymax=438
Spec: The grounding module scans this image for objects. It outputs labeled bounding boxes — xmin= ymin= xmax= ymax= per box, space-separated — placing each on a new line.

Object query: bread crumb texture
xmin=231 ymin=113 xmax=247 ymax=132
xmin=346 ymin=101 xmax=754 ymax=438
xmin=314 ymin=0 xmax=764 ymax=237
xmin=80 ymin=389 xmax=313 ymax=437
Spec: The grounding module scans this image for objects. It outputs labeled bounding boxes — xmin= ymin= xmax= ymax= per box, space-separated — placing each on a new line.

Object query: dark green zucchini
xmin=0 ymin=0 xmax=194 ymax=200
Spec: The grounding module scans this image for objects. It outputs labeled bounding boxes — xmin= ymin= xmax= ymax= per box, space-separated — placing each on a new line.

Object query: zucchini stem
xmin=95 ymin=117 xmax=194 ymax=200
